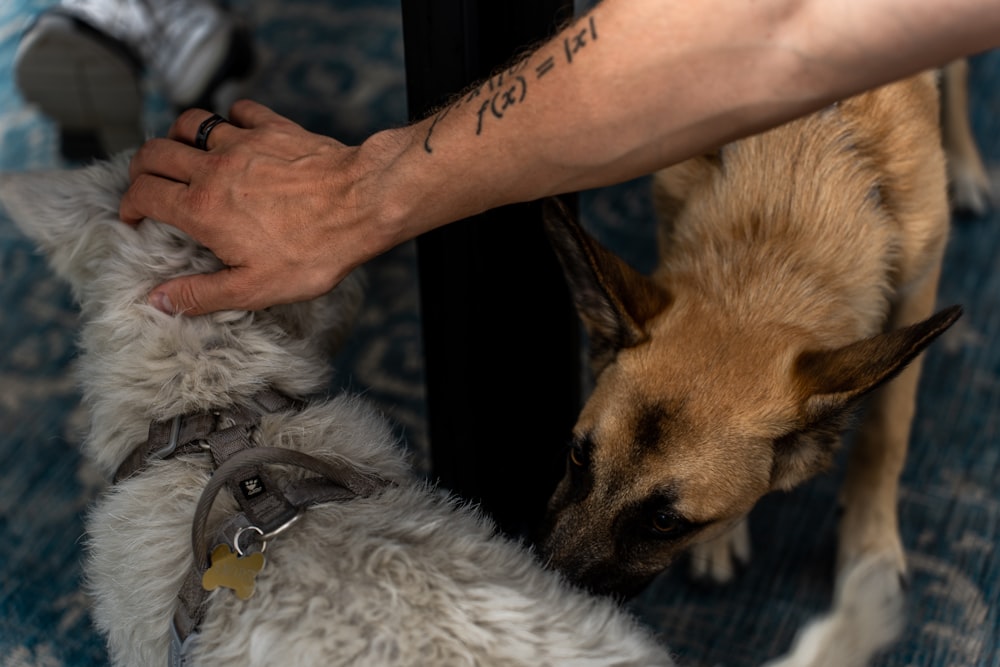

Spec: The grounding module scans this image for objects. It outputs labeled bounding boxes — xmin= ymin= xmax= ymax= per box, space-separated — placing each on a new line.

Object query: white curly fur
xmin=0 ymin=154 xmax=902 ymax=667
xmin=0 ymin=155 xmax=676 ymax=666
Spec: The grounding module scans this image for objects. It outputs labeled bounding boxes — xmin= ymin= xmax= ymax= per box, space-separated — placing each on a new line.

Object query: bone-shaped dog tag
xmin=202 ymin=544 xmax=265 ymax=600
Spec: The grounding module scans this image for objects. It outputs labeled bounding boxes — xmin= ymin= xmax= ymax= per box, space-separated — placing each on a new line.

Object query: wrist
xmin=350 ymin=127 xmax=417 ymax=252
xmin=357 ymin=118 xmax=508 ymax=247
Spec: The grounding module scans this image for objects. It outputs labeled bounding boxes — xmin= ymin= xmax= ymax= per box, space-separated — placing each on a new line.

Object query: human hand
xmin=120 ymin=100 xmax=401 ymax=315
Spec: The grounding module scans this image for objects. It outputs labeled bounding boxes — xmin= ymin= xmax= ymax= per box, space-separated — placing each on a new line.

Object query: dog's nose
xmin=538 ymin=536 xmax=653 ymax=600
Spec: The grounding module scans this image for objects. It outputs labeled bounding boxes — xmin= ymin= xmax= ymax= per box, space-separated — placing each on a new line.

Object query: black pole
xmin=401 ymin=0 xmax=581 ymax=537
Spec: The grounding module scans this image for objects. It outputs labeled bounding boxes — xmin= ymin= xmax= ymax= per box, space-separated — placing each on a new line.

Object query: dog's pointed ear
xmin=770 ymin=305 xmax=962 ymax=491
xmin=542 ymin=198 xmax=672 ymax=374
xmin=795 ymin=305 xmax=962 ymax=423
xmin=0 ymin=154 xmax=131 ymax=284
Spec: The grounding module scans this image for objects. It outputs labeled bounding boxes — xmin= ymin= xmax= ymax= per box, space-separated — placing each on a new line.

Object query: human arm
xmin=120 ymin=0 xmax=1000 ymax=315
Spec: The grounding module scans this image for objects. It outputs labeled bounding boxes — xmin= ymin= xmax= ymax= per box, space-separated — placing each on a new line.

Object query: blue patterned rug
xmin=1 ymin=1 xmax=997 ymax=665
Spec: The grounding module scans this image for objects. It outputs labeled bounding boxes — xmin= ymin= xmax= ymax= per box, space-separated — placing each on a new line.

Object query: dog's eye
xmin=568 ymin=444 xmax=587 ymax=468
xmin=651 ymin=512 xmax=678 ymax=535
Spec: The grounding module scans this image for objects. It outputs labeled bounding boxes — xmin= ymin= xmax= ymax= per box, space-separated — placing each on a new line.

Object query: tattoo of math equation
xmin=422 ymin=15 xmax=598 ymax=154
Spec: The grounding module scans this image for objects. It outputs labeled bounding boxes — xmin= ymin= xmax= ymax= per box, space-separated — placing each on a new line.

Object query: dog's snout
xmin=544 ymin=544 xmax=655 ymax=600
xmin=538 ymin=508 xmax=641 ymax=598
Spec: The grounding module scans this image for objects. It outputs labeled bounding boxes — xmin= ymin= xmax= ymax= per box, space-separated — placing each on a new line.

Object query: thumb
xmin=149 ymin=270 xmax=248 ymax=316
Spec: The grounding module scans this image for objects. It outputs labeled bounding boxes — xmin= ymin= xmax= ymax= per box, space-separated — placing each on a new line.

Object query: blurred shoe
xmin=14 ymin=0 xmax=256 ymax=159
xmin=15 ymin=11 xmax=143 ymax=159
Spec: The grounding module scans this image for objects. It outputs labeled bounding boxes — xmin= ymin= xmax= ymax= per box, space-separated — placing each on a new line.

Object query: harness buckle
xmin=150 ymin=415 xmax=183 ymax=461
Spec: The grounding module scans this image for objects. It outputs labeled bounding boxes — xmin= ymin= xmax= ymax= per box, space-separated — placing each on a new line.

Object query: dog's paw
xmin=762 ymin=554 xmax=906 ymax=667
xmin=949 ymin=159 xmax=994 ymax=217
xmin=687 ymin=516 xmax=751 ymax=584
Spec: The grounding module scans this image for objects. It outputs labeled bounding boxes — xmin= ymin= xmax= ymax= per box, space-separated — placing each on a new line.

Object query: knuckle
xmin=118 ymin=194 xmax=138 ymax=223
xmin=229 ymin=98 xmax=255 ymax=117
xmin=209 ymin=150 xmax=242 ymax=172
xmin=193 ymin=150 xmax=243 ymax=182
xmin=129 ymin=172 xmax=155 ymax=193
xmin=173 ymin=280 xmax=210 ymax=316
xmin=184 ymin=180 xmax=224 ymax=220
xmin=121 ymin=175 xmax=163 ymax=224
xmin=175 ymin=108 xmax=208 ymax=133
xmin=236 ymin=275 xmax=272 ymax=309
xmin=124 ymin=174 xmax=154 ymax=212
xmin=185 ymin=186 xmax=217 ymax=218
xmin=238 ymin=268 xmax=295 ymax=311
xmin=128 ymin=143 xmax=152 ymax=179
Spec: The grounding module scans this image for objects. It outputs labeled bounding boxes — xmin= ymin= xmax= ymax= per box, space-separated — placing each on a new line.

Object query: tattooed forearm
xmin=473 ymin=66 xmax=529 ymax=135
xmin=562 ymin=14 xmax=598 ymax=63
xmin=422 ymin=15 xmax=599 ymax=154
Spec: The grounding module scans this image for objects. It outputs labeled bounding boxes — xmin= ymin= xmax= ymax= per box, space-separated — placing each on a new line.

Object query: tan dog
xmin=539 ymin=70 xmax=970 ymax=601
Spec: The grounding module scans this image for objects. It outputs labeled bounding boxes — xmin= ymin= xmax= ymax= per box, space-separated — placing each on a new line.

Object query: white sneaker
xmin=15 ymin=11 xmax=144 ymax=157
xmin=14 ymin=0 xmax=255 ymax=157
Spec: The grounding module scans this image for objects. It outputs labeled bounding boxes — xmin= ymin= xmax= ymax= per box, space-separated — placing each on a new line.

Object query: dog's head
xmin=537 ymin=199 xmax=960 ymax=598
xmin=0 ymin=154 xmax=365 ymax=417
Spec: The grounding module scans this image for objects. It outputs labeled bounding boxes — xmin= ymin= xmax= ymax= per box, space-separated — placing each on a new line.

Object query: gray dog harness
xmin=114 ymin=389 xmax=391 ymax=666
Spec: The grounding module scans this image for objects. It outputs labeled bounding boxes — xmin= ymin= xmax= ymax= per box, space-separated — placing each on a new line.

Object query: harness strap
xmin=172 ymin=447 xmax=391 ymax=650
xmin=115 ymin=391 xmax=306 ymax=539
xmin=122 ymin=389 xmax=394 ymax=666
xmin=114 ymin=388 xmax=304 ymax=484
xmin=113 ymin=388 xmax=394 ymax=664
xmin=202 ymin=423 xmax=299 ymax=535
xmin=191 ymin=447 xmax=388 ymax=569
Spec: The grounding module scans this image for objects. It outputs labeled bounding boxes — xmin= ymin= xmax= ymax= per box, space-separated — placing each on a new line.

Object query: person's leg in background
xmin=13 ymin=0 xmax=255 ymax=160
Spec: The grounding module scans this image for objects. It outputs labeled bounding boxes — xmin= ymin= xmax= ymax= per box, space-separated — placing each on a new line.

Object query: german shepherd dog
xmin=539 ymin=68 xmax=981 ymax=605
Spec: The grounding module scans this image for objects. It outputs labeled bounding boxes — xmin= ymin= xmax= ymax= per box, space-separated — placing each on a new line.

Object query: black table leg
xmin=401 ymin=0 xmax=581 ymax=538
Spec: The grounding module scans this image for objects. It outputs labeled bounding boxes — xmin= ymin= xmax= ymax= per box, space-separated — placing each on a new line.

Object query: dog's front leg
xmin=837 ymin=264 xmax=943 ymax=579
xmin=941 ymin=59 xmax=993 ymax=216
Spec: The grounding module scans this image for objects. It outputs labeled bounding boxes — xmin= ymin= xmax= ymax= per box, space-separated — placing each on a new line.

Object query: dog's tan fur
xmin=539 ymin=70 xmax=968 ymax=600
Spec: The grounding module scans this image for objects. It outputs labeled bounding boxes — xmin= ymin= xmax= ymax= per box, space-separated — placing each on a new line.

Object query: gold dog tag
xmin=202 ymin=544 xmax=265 ymax=600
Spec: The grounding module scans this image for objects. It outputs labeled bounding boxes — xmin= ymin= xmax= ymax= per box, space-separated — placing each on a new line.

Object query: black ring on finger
xmin=194 ymin=113 xmax=229 ymax=151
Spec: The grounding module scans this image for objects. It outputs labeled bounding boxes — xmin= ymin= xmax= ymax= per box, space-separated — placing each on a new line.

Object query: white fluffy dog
xmin=0 ymin=155 xmax=902 ymax=667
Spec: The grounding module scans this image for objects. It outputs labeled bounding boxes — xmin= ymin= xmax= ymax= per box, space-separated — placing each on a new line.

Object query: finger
xmin=119 ymin=174 xmax=191 ymax=226
xmin=228 ymin=99 xmax=299 ymax=129
xmin=127 ymin=137 xmax=204 ymax=184
xmin=150 ymin=270 xmax=252 ymax=316
xmin=167 ymin=108 xmax=212 ymax=141
xmin=168 ymin=108 xmax=241 ymax=149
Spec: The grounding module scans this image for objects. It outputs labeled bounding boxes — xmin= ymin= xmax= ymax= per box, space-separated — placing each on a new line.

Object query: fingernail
xmin=150 ymin=291 xmax=174 ymax=314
